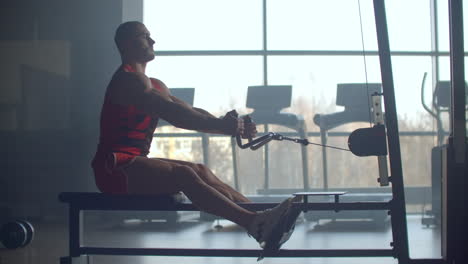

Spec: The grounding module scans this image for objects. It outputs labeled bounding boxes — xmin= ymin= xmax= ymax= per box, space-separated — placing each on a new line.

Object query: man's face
xmin=126 ymin=24 xmax=155 ymax=62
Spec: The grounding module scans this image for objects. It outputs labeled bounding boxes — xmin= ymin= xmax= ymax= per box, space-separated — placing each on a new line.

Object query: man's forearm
xmin=164 ymin=95 xmax=229 ymax=134
xmin=192 ymin=107 xmax=230 ymax=134
xmin=193 ymin=107 xmax=217 ymax=118
xmin=162 ymin=101 xmax=231 ymax=135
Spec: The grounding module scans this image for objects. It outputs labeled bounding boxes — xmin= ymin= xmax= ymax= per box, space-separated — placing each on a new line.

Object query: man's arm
xmin=193 ymin=107 xmax=217 ymax=118
xmin=167 ymin=94 xmax=234 ymax=134
xmin=168 ymin=93 xmax=257 ymax=138
xmin=108 ymin=72 xmax=237 ymax=135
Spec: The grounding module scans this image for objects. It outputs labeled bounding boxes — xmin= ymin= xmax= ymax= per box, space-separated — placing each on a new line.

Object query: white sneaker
xmin=277 ymin=204 xmax=302 ymax=245
xmin=247 ymin=197 xmax=296 ymax=248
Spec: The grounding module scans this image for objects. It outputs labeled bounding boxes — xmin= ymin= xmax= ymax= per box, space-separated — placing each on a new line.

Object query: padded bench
xmin=58 ymin=192 xmax=285 ymax=263
xmin=59 ymin=191 xmax=392 ymax=263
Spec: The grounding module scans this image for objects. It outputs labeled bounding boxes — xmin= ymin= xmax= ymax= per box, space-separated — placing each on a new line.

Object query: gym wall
xmin=0 ymin=0 xmax=143 ymax=221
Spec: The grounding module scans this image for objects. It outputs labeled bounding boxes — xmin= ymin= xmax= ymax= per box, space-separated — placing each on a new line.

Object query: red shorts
xmin=91 ymin=152 xmax=137 ymax=194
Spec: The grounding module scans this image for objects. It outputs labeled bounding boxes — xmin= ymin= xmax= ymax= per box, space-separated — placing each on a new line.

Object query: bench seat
xmin=58 ymin=191 xmax=393 ymax=263
xmin=58 ymin=192 xmax=187 ymax=211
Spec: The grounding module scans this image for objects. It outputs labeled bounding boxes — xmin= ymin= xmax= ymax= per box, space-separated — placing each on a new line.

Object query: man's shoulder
xmin=109 ymin=70 xmax=151 ymax=93
xmin=106 ymin=70 xmax=155 ymax=104
xmin=149 ymin=77 xmax=164 ymax=86
xmin=149 ymin=77 xmax=169 ymax=93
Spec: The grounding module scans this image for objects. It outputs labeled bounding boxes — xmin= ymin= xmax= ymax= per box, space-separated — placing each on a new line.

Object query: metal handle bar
xmin=236 ymin=132 xmax=311 ymax=150
xmin=236 ymin=132 xmax=352 ymax=152
xmin=231 ymin=111 xmax=347 ymax=151
xmin=236 ymin=132 xmax=276 ymax=150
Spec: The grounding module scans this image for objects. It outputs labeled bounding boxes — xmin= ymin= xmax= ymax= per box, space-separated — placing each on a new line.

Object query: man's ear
xmin=121 ymin=39 xmax=133 ymax=54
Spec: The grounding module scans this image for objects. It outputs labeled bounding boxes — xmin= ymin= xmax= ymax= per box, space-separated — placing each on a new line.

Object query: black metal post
xmin=320 ymin=128 xmax=329 ymax=190
xmin=372 ymin=0 xmax=410 ymax=263
xmin=445 ymin=1 xmax=466 ymax=263
xmin=264 ymin=124 xmax=270 ymax=190
xmin=69 ymin=206 xmax=82 ymax=257
xmin=231 ymin=137 xmax=240 ymax=190
xmin=448 ymin=0 xmax=466 ymax=162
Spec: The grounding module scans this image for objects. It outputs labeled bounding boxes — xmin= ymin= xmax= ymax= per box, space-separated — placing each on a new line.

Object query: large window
xmin=147 ymin=56 xmax=263 ymax=112
xmin=143 ymin=0 xmax=465 ymax=197
xmin=144 ymin=0 xmax=262 ymax=50
xmin=266 ymin=0 xmax=378 ymax=50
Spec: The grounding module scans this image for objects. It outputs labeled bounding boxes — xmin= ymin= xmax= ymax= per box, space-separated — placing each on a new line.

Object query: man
xmin=92 ymin=21 xmax=298 ymax=251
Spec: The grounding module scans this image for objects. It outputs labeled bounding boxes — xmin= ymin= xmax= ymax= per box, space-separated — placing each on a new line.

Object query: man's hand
xmin=241 ymin=115 xmax=257 ymax=139
xmin=222 ymin=110 xmax=244 ymax=136
xmin=222 ymin=110 xmax=257 ymax=138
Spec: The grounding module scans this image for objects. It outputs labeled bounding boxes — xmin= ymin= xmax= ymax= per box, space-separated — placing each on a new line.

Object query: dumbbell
xmin=0 ymin=220 xmax=35 ymax=249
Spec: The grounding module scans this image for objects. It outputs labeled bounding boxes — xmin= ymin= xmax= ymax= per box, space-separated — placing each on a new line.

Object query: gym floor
xmin=1 ymin=212 xmax=441 ymax=264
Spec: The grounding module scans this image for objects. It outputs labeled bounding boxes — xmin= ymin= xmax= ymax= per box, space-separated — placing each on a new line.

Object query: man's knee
xmin=172 ymin=165 xmax=204 ymax=186
xmin=194 ymin=163 xmax=210 ymax=175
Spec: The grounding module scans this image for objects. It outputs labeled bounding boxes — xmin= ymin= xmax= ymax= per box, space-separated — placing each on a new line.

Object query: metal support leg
xmin=298 ymin=120 xmax=310 ymax=190
xmin=231 ymin=137 xmax=240 ymax=190
xmin=60 ymin=256 xmax=91 ymax=264
xmin=201 ymin=134 xmax=210 ymax=168
xmin=373 ymin=0 xmax=410 ymax=262
xmin=263 ymin=124 xmax=270 ymax=190
xmin=69 ymin=207 xmax=82 ymax=258
xmin=319 ymin=128 xmax=329 ymax=190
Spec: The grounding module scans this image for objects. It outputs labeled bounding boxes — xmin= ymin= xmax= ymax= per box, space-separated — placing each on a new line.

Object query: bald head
xmin=114 ymin=21 xmax=144 ymax=53
xmin=114 ymin=21 xmax=155 ymax=63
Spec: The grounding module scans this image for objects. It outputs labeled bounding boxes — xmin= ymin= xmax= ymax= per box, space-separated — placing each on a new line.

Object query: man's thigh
xmin=157 ymin=158 xmax=199 ymax=168
xmin=124 ymin=156 xmax=182 ymax=195
xmin=156 ymin=158 xmax=216 ymax=182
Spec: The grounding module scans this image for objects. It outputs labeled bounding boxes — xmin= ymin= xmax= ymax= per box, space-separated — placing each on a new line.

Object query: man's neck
xmin=121 ymin=60 xmax=147 ymax=73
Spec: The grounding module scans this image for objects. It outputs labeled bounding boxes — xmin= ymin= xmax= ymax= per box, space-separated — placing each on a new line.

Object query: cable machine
xmin=58 ymin=1 xmax=466 ymax=263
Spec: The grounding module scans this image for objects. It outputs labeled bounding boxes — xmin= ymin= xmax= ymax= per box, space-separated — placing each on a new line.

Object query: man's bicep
xmin=169 ymin=95 xmax=192 ymax=108
xmin=133 ymin=87 xmax=182 ymax=118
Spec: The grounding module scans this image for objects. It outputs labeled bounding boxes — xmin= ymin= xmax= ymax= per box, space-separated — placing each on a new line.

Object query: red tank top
xmin=97 ymin=64 xmax=161 ymax=156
